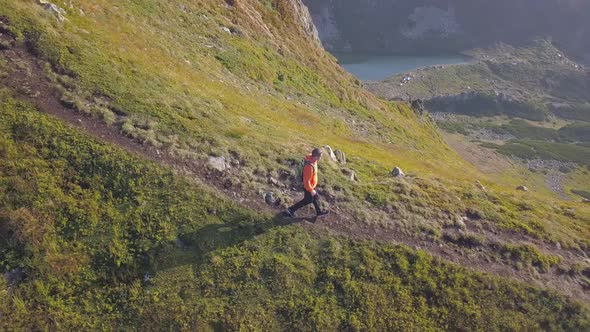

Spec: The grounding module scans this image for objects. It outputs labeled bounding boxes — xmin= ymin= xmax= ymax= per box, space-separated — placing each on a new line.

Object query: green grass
xmin=479 ymin=119 xmax=590 ymax=143
xmin=493 ymin=140 xmax=590 ymax=167
xmin=499 ymin=244 xmax=561 ymax=273
xmin=0 ymin=0 xmax=586 ymax=251
xmin=1 ymin=1 xmax=590 ymax=329
xmin=1 ymin=92 xmax=588 ymax=330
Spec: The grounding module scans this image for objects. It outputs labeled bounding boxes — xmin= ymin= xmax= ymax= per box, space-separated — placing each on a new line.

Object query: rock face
xmin=303 ymin=0 xmax=590 ymax=61
xmin=286 ymin=0 xmax=322 ymax=45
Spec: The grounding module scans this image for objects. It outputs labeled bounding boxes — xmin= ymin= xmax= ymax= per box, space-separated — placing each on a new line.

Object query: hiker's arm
xmin=303 ymin=165 xmax=314 ymax=193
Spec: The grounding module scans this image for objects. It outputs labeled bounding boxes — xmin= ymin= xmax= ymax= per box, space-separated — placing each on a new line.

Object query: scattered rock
xmin=391 ymin=167 xmax=405 ymax=177
xmin=341 ymin=168 xmax=357 ymax=181
xmin=39 ymin=0 xmax=67 ymax=22
xmin=455 ymin=217 xmax=467 ymax=229
xmin=207 ymin=156 xmax=229 ymax=172
xmin=516 ymin=185 xmax=529 ymax=192
xmin=264 ymin=191 xmax=277 ymax=205
xmin=334 ymin=149 xmax=346 ymax=164
xmin=143 ymin=273 xmax=153 ymax=283
xmin=268 ymin=177 xmax=281 ymax=187
xmin=322 ymin=145 xmax=338 ymax=161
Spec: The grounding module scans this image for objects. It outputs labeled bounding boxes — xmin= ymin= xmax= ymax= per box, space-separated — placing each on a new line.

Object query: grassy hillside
xmin=1 ymin=0 xmax=590 ymax=329
xmin=1 ymin=92 xmax=589 ymax=330
xmin=367 ymin=41 xmax=590 ymax=198
xmin=368 ymin=41 xmax=589 ymax=121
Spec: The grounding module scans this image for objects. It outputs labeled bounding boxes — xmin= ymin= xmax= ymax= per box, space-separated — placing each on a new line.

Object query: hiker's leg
xmin=312 ymin=193 xmax=322 ymax=215
xmin=289 ymin=190 xmax=312 ymax=212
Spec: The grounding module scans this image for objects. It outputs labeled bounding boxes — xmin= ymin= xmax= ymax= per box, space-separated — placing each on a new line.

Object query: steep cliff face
xmin=303 ymin=0 xmax=590 ymax=61
xmin=286 ymin=0 xmax=321 ymax=44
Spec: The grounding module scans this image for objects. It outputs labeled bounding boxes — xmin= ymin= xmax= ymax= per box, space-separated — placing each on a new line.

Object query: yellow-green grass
xmin=1 ymin=97 xmax=589 ymax=329
xmin=1 ymin=0 xmax=589 ymax=259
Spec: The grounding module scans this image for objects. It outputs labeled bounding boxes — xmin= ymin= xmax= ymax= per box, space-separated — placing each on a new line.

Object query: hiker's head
xmin=311 ymin=148 xmax=323 ymax=161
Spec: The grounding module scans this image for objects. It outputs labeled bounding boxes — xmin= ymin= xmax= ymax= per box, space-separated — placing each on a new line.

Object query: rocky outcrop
xmin=334 ymin=149 xmax=346 ymax=164
xmin=39 ymin=0 xmax=66 ymax=22
xmin=322 ymin=145 xmax=337 ymax=161
xmin=303 ymin=0 xmax=590 ymax=61
xmin=287 ymin=0 xmax=321 ymax=45
xmin=392 ymin=167 xmax=405 ymax=177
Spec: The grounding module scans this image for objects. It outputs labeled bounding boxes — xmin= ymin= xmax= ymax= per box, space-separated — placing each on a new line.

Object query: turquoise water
xmin=333 ymin=53 xmax=472 ymax=81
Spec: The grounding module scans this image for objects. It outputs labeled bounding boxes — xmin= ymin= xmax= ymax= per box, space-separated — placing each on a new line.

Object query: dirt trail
xmin=2 ymin=39 xmax=589 ymax=304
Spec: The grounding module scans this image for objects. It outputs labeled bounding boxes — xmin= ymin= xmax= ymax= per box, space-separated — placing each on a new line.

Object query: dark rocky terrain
xmin=304 ymin=0 xmax=590 ymax=63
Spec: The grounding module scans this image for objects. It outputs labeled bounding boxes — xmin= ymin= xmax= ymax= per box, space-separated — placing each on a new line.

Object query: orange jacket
xmin=303 ymin=154 xmax=318 ymax=192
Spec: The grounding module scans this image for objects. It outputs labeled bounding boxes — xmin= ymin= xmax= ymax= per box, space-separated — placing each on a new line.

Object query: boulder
xmin=392 ymin=167 xmax=405 ymax=177
xmin=264 ymin=191 xmax=277 ymax=205
xmin=334 ymin=149 xmax=346 ymax=164
xmin=341 ymin=168 xmax=357 ymax=181
xmin=39 ymin=0 xmax=66 ymax=22
xmin=454 ymin=216 xmax=467 ymax=229
xmin=143 ymin=273 xmax=153 ymax=283
xmin=322 ymin=145 xmax=338 ymax=161
xmin=208 ymin=156 xmax=229 ymax=172
xmin=268 ymin=177 xmax=282 ymax=187
xmin=516 ymin=185 xmax=529 ymax=192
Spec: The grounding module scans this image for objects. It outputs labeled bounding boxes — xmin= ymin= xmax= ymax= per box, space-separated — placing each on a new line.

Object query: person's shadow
xmin=150 ymin=213 xmax=318 ymax=272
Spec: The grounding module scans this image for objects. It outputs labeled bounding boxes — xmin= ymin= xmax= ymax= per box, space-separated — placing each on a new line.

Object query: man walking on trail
xmin=285 ymin=148 xmax=329 ymax=218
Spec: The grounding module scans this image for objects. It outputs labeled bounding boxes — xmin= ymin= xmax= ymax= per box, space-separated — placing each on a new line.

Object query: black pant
xmin=289 ymin=189 xmax=321 ymax=215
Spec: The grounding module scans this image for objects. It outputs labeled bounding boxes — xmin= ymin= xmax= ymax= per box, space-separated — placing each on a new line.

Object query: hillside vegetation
xmin=1 ymin=0 xmax=590 ymax=329
xmin=368 ymin=41 xmax=590 ymax=197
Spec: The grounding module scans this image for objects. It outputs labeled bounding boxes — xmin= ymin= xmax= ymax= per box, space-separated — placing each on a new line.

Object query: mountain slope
xmin=1 ymin=0 xmax=590 ymax=329
xmin=304 ymin=0 xmax=590 ymax=63
xmin=1 ymin=87 xmax=589 ymax=330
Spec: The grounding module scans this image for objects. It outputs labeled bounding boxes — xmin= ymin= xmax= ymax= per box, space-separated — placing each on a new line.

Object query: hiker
xmin=285 ymin=148 xmax=329 ymax=218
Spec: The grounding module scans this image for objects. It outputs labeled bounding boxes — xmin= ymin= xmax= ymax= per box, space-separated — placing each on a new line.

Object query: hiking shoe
xmin=316 ymin=210 xmax=329 ymax=218
xmin=284 ymin=208 xmax=295 ymax=218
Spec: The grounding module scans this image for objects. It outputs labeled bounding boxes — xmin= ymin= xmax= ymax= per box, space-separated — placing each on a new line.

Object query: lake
xmin=332 ymin=53 xmax=472 ymax=81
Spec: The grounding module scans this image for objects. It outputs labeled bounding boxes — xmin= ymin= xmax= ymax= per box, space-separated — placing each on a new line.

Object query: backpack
xmin=295 ymin=159 xmax=314 ymax=186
